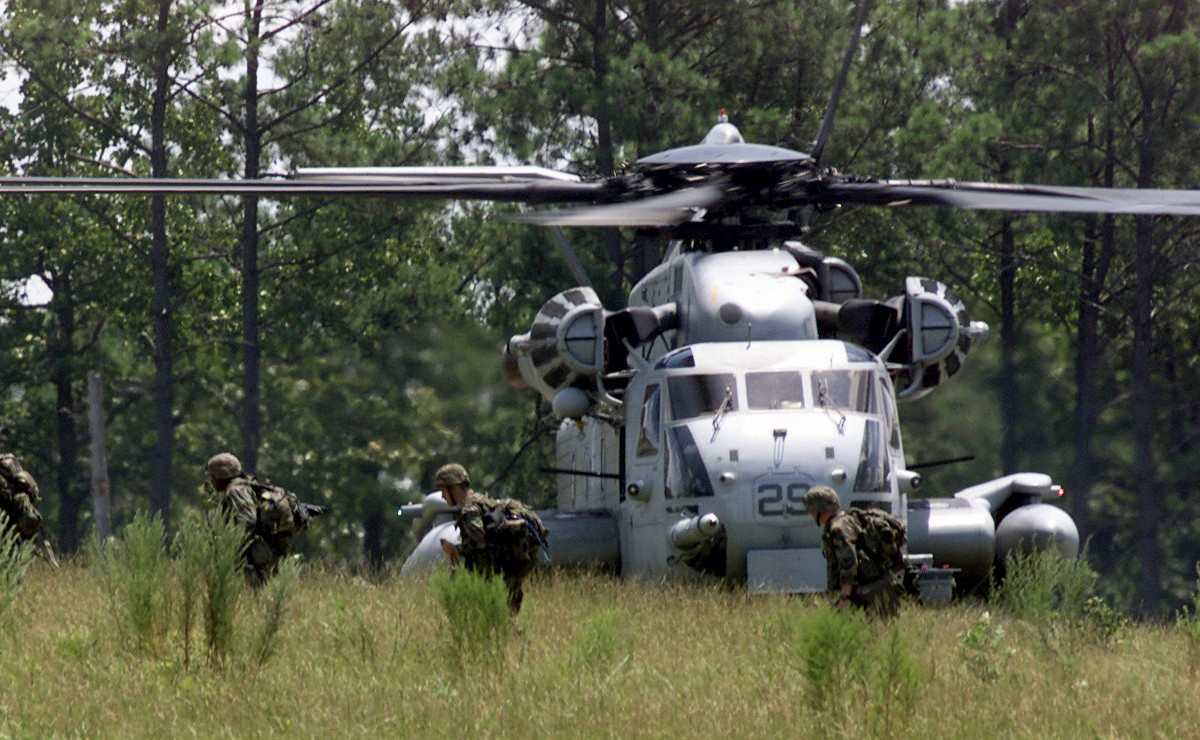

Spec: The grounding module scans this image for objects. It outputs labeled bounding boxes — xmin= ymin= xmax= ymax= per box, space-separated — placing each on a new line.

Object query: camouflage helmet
xmin=206 ymin=453 xmax=243 ymax=481
xmin=434 ymin=463 xmax=470 ymax=488
xmin=802 ymin=485 xmax=841 ymax=514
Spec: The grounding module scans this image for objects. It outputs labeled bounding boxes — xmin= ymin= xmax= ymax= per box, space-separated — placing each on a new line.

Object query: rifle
xmin=300 ymin=502 xmax=329 ymax=518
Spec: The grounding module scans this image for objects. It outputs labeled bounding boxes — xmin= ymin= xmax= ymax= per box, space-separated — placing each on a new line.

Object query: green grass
xmin=2 ymin=562 xmax=1200 ymax=738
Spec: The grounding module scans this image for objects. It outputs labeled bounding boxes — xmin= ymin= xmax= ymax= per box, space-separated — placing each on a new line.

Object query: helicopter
xmin=393 ymin=111 xmax=1087 ymax=598
xmin=5 ymin=7 xmax=1200 ymax=600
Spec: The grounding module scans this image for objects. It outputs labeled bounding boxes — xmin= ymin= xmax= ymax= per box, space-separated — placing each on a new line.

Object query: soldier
xmin=0 ymin=452 xmax=43 ymax=543
xmin=205 ymin=452 xmax=325 ymax=585
xmin=803 ymin=485 xmax=906 ymax=618
xmin=435 ymin=463 xmax=548 ymax=616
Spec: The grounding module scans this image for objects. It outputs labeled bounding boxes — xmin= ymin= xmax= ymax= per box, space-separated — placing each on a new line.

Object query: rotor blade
xmin=810 ymin=0 xmax=873 ymax=166
xmin=0 ymin=169 xmax=605 ymax=204
xmin=817 ymin=180 xmax=1200 ymax=216
xmin=506 ymin=183 xmax=729 ymax=227
xmin=293 ymin=165 xmax=581 ymax=183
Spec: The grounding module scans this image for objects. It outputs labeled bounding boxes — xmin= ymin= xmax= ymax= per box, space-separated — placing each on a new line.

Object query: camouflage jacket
xmin=0 ymin=453 xmax=43 ymax=539
xmin=820 ymin=510 xmax=891 ymax=591
xmin=453 ymin=490 xmax=499 ymax=567
xmin=219 ymin=475 xmax=261 ymax=536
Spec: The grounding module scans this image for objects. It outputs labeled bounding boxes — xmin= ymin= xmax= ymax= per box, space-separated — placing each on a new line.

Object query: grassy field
xmin=2 ymin=551 xmax=1200 ymax=739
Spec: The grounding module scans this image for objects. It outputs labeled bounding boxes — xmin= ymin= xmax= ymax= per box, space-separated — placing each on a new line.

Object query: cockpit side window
xmin=878 ymin=376 xmax=901 ymax=450
xmin=635 ymin=384 xmax=662 ymax=458
xmin=746 ymin=371 xmax=806 ymax=410
xmin=667 ymin=374 xmax=738 ymax=421
xmin=812 ymin=369 xmax=875 ymax=413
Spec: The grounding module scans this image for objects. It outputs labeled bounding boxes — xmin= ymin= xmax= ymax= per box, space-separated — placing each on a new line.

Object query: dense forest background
xmin=1 ymin=0 xmax=1197 ymax=617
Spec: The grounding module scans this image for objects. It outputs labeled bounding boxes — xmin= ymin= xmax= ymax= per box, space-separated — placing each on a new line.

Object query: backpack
xmin=249 ymin=481 xmax=311 ymax=537
xmin=481 ymin=498 xmax=550 ymax=566
xmin=848 ymin=506 xmax=907 ymax=574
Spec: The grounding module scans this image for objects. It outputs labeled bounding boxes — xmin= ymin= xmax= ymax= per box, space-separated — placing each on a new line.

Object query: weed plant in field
xmin=569 ymin=606 xmax=629 ymax=682
xmin=773 ymin=601 xmax=927 ymax=735
xmin=958 ymin=610 xmax=1008 ymax=682
xmin=89 ymin=511 xmax=174 ymax=655
xmin=88 ymin=508 xmax=300 ymax=669
xmin=0 ymin=513 xmax=34 ymax=623
xmin=1175 ymin=564 xmax=1200 ymax=678
xmin=251 ymin=557 xmax=301 ymax=666
xmin=430 ymin=567 xmax=511 ymax=672
xmin=993 ymin=548 xmax=1097 ymax=626
xmin=189 ymin=509 xmax=246 ymax=662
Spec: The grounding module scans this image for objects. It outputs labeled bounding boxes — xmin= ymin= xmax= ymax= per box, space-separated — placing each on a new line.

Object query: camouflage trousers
xmin=244 ymin=535 xmax=291 ymax=586
xmin=465 ymin=554 xmax=535 ymax=616
xmin=851 ymin=577 xmax=901 ymax=619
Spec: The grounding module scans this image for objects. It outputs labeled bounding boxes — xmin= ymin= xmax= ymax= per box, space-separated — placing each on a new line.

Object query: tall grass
xmin=429 ymin=567 xmax=511 ymax=671
xmin=3 ymin=561 xmax=1200 ymax=737
xmin=0 ymin=513 xmax=35 ymax=623
xmin=88 ymin=508 xmax=297 ymax=669
xmin=89 ymin=511 xmax=174 ymax=654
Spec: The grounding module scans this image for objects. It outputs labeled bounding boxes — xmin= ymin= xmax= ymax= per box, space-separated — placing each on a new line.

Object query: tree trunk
xmin=999 ymin=216 xmax=1019 ymax=474
xmin=49 ymin=275 xmax=83 ymax=552
xmin=149 ymin=0 xmax=175 ymax=528
xmin=240 ymin=0 xmax=265 ymax=473
xmin=1132 ymin=212 xmax=1159 ymax=617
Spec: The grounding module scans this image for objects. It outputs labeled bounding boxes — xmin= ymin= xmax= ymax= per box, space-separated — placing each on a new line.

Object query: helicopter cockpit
xmin=618 ymin=339 xmax=910 ymax=585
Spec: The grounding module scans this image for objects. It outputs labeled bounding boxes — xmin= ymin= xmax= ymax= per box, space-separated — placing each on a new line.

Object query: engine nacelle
xmin=506 ymin=287 xmax=606 ymax=413
xmin=893 ymin=277 xmax=989 ymax=401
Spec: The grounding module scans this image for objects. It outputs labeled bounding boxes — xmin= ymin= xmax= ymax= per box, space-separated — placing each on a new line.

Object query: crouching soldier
xmin=435 ymin=463 xmax=548 ymax=616
xmin=803 ymin=485 xmax=907 ymax=618
xmin=205 ymin=452 xmax=328 ymax=585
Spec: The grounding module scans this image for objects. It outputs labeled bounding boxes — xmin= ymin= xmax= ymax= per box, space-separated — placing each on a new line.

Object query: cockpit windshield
xmin=812 ymin=369 xmax=876 ymax=413
xmin=746 ymin=371 xmax=805 ymax=410
xmin=668 ymin=374 xmax=738 ymax=420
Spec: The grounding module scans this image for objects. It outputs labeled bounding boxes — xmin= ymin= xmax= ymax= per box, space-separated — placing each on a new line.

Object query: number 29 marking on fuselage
xmin=755 ymin=482 xmax=811 ymax=518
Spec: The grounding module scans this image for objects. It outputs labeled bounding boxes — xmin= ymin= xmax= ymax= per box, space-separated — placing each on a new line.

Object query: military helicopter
xmin=6 ymin=7 xmax=1200 ymax=599
xmin=392 ymin=111 xmax=1089 ymax=597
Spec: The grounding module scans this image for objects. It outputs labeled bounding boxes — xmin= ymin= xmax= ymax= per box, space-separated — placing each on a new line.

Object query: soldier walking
xmin=435 ymin=463 xmax=548 ymax=616
xmin=205 ymin=453 xmax=326 ymax=585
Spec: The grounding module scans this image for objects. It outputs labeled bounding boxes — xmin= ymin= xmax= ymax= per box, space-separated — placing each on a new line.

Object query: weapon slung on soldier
xmin=300 ymin=502 xmax=329 ymax=517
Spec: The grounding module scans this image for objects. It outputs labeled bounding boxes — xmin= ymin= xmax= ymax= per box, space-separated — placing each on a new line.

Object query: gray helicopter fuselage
xmin=404 ymin=243 xmax=1077 ymax=595
xmin=617 ymin=339 xmax=908 ymax=591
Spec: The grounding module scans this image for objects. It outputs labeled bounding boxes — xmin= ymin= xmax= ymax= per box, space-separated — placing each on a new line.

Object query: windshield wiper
xmin=818 ymin=377 xmax=847 ymax=434
xmin=711 ymin=385 xmax=734 ymax=442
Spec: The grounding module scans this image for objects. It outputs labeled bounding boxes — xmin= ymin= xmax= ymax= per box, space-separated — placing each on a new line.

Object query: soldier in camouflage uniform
xmin=435 ymin=463 xmax=547 ymax=616
xmin=206 ymin=452 xmax=313 ymax=586
xmin=0 ymin=453 xmax=43 ymax=543
xmin=803 ymin=485 xmax=903 ymax=618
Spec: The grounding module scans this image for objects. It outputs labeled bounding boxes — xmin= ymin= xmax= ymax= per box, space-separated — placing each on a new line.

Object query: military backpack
xmin=481 ymin=498 xmax=550 ymax=566
xmin=848 ymin=506 xmax=907 ymax=575
xmin=248 ymin=481 xmax=312 ymax=537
